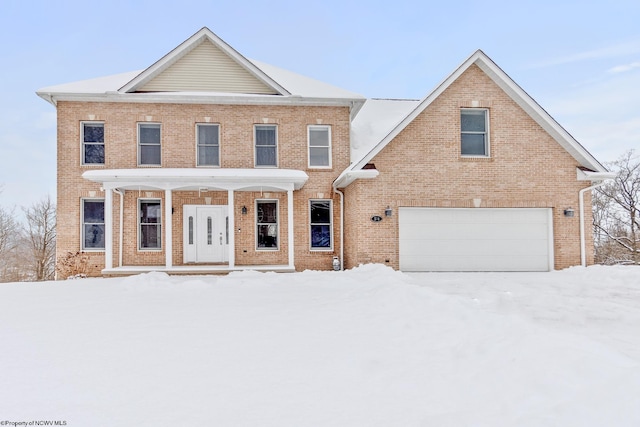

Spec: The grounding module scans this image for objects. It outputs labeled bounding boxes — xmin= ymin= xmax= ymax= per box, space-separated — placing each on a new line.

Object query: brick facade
xmin=51 ymin=49 xmax=600 ymax=277
xmin=343 ymin=65 xmax=594 ymax=270
xmin=56 ymin=102 xmax=349 ymax=275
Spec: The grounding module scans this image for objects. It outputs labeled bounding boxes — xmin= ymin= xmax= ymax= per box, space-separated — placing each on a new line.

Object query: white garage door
xmin=399 ymin=208 xmax=553 ymax=272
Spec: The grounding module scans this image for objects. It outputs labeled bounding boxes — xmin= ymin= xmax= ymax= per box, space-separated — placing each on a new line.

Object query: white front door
xmin=183 ymin=205 xmax=228 ymax=263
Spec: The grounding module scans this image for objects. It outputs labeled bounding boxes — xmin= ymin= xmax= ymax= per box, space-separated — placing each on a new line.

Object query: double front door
xmin=183 ymin=205 xmax=228 ymax=263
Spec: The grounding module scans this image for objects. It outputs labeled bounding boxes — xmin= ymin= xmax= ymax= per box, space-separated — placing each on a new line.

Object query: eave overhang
xmin=577 ymin=168 xmax=616 ymax=182
xmin=332 ymin=169 xmax=380 ymax=189
xmin=83 ymin=168 xmax=309 ymax=192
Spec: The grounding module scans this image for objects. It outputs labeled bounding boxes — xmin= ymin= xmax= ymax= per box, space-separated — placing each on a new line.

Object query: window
xmin=139 ymin=199 xmax=161 ymax=250
xmin=81 ymin=199 xmax=105 ymax=250
xmin=255 ymin=125 xmax=277 ymax=167
xmin=138 ymin=123 xmax=161 ymax=165
xmin=256 ymin=200 xmax=278 ymax=249
xmin=310 ymin=200 xmax=332 ymax=250
xmin=197 ymin=124 xmax=220 ymax=167
xmin=82 ymin=122 xmax=104 ymax=165
xmin=461 ymin=109 xmax=489 ymax=156
xmin=308 ymin=125 xmax=331 ymax=168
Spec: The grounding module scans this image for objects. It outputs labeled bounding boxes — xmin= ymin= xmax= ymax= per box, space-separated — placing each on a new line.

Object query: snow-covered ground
xmin=1 ymin=265 xmax=638 ymax=426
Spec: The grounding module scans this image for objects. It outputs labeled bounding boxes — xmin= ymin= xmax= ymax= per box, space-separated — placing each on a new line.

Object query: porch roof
xmin=82 ymin=168 xmax=309 ymax=191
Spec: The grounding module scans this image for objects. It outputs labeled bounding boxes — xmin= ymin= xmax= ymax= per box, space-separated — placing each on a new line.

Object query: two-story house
xmin=37 ymin=27 xmax=613 ymax=277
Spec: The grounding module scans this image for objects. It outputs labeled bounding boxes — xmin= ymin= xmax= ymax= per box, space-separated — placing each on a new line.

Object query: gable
xmin=137 ymin=39 xmax=279 ymax=94
xmin=345 ymin=50 xmax=608 ymax=175
xmin=370 ymin=64 xmax=579 ymax=173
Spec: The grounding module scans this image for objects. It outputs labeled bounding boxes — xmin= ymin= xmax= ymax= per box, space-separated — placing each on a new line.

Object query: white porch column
xmin=104 ymin=188 xmax=113 ymax=270
xmin=288 ymin=189 xmax=294 ymax=268
xmin=227 ymin=189 xmax=235 ymax=269
xmin=165 ymin=189 xmax=173 ymax=269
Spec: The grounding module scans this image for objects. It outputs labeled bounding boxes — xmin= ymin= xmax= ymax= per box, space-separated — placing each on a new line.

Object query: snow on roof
xmin=249 ymin=59 xmax=364 ymax=100
xmin=36 ymin=61 xmax=363 ymax=102
xmin=350 ymin=98 xmax=421 ymax=163
xmin=37 ymin=70 xmax=142 ymax=95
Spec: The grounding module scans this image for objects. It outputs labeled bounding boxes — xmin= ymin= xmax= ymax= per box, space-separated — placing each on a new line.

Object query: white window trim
xmin=254 ymin=124 xmax=278 ymax=168
xmin=460 ymin=108 xmax=490 ymax=157
xmin=80 ymin=198 xmax=105 ymax=252
xmin=255 ymin=199 xmax=279 ymax=251
xmin=196 ymin=123 xmax=221 ymax=168
xmin=80 ymin=121 xmax=105 ymax=166
xmin=138 ymin=198 xmax=162 ymax=251
xmin=307 ymin=125 xmax=332 ymax=169
xmin=309 ymin=199 xmax=333 ymax=251
xmin=137 ymin=122 xmax=162 ymax=167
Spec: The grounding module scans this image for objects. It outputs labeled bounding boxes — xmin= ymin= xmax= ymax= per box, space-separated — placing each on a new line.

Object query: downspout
xmin=113 ymin=188 xmax=125 ymax=268
xmin=333 ymin=186 xmax=345 ymax=271
xmin=579 ymin=181 xmax=607 ymax=267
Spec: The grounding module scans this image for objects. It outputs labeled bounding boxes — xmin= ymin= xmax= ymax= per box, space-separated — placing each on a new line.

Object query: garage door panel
xmin=404 ymin=237 xmax=549 ymax=257
xmin=399 ymin=208 xmax=552 ymax=272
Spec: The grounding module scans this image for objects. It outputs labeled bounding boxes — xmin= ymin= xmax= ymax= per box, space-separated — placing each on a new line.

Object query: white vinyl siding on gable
xmin=308 ymin=125 xmax=331 ymax=168
xmin=138 ymin=40 xmax=278 ymax=94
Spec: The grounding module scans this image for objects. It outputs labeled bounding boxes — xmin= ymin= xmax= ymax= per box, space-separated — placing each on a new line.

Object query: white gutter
xmin=579 ymin=182 xmax=607 ymax=267
xmin=333 ymin=169 xmax=379 ymax=189
xmin=577 ymin=169 xmax=616 ymax=267
xmin=332 ymin=168 xmax=380 ymax=270
xmin=333 ymin=186 xmax=345 ymax=270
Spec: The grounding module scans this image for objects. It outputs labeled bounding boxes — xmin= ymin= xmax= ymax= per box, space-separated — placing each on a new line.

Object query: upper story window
xmin=82 ymin=122 xmax=104 ymax=165
xmin=139 ymin=199 xmax=162 ymax=250
xmin=461 ymin=109 xmax=489 ymax=157
xmin=308 ymin=125 xmax=331 ymax=168
xmin=81 ymin=198 xmax=105 ymax=251
xmin=138 ymin=123 xmax=161 ymax=166
xmin=197 ymin=124 xmax=220 ymax=167
xmin=255 ymin=125 xmax=277 ymax=167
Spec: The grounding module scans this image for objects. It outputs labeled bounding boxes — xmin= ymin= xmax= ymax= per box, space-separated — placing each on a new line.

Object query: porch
xmin=82 ymin=168 xmax=308 ymax=275
xmin=102 ymin=264 xmax=296 ymax=276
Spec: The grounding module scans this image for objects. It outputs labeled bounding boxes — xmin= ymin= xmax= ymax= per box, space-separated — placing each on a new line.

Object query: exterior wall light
xmin=241 ymin=206 xmax=248 ymax=215
xmin=385 ymin=206 xmax=393 ymax=217
xmin=564 ymin=208 xmax=575 ymax=217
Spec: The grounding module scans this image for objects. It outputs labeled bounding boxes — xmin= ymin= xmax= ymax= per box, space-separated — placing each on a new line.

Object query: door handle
xmin=219 ymin=233 xmax=223 ymax=245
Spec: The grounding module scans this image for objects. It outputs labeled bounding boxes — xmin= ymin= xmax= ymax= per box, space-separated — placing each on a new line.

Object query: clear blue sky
xmin=1 ymin=0 xmax=639 ymax=209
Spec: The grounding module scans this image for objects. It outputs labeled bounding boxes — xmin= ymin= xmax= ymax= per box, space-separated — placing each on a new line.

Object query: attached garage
xmin=399 ymin=208 xmax=553 ymax=272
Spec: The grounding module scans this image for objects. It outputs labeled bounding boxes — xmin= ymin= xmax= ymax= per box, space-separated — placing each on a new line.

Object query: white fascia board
xmin=350 ymin=50 xmax=609 ymax=174
xmin=350 ymin=53 xmax=479 ymax=171
xmin=43 ymin=92 xmax=362 ymax=109
xmin=332 ymin=169 xmax=379 ymax=189
xmin=83 ymin=168 xmax=309 ymax=191
xmin=576 ymin=168 xmax=616 ymax=181
xmin=474 ymin=57 xmax=609 ymax=173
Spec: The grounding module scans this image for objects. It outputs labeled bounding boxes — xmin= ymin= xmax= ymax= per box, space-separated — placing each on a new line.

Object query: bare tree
xmin=0 ymin=204 xmax=20 ymax=281
xmin=593 ymin=150 xmax=640 ymax=265
xmin=22 ymin=196 xmax=57 ymax=281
